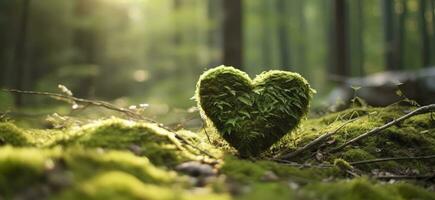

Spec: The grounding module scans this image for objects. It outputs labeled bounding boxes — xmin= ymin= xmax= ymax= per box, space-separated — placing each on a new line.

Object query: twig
xmin=374 ymin=174 xmax=435 ymax=180
xmin=330 ymin=104 xmax=435 ymax=153
xmin=202 ymin=122 xmax=212 ymax=144
xmin=279 ymin=118 xmax=359 ymax=160
xmin=0 ymin=111 xmax=9 ymax=120
xmin=174 ymin=134 xmax=216 ymax=159
xmin=2 ymin=88 xmax=157 ymax=123
xmin=350 ymin=155 xmax=435 ymax=165
xmin=271 ymin=158 xmax=333 ymax=168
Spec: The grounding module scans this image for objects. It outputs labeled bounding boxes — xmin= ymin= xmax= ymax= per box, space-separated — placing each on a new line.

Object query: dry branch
xmin=2 ymin=88 xmax=157 ymax=123
xmin=330 ymin=104 xmax=435 ymax=153
xmin=374 ymin=174 xmax=435 ymax=180
xmin=350 ymin=155 xmax=435 ymax=165
xmin=279 ymin=118 xmax=359 ymax=160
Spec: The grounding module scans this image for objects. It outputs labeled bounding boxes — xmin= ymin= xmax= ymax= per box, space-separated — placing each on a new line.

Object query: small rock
xmin=175 ymin=161 xmax=216 ymax=177
xmin=287 ymin=180 xmax=299 ymax=190
xmin=261 ymin=170 xmax=279 ymax=181
xmin=128 ymin=144 xmax=142 ymax=155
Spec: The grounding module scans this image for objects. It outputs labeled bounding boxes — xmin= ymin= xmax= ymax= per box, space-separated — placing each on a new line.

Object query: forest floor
xmin=0 ymin=104 xmax=434 ymax=200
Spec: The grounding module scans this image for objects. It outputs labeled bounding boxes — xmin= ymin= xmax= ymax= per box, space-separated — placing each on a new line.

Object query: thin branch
xmin=174 ymin=134 xmax=216 ymax=159
xmin=374 ymin=174 xmax=435 ymax=180
xmin=0 ymin=111 xmax=9 ymax=120
xmin=202 ymin=122 xmax=212 ymax=144
xmin=350 ymin=155 xmax=435 ymax=165
xmin=280 ymin=118 xmax=359 ymax=160
xmin=330 ymin=104 xmax=435 ymax=153
xmin=271 ymin=158 xmax=333 ymax=168
xmin=2 ymin=88 xmax=157 ymax=123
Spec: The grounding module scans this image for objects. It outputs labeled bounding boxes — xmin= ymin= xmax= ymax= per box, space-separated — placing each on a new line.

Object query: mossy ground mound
xmin=0 ymin=105 xmax=434 ymax=199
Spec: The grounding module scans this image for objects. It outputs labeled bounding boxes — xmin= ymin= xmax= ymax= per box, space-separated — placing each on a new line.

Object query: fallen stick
xmin=330 ymin=104 xmax=435 ymax=153
xmin=350 ymin=155 xmax=435 ymax=165
xmin=279 ymin=118 xmax=359 ymax=160
xmin=374 ymin=174 xmax=435 ymax=180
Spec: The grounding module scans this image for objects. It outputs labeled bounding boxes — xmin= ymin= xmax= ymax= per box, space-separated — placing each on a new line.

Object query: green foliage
xmin=196 ymin=66 xmax=314 ymax=156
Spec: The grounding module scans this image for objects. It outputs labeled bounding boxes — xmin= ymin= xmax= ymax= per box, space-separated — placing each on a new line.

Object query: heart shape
xmin=196 ymin=66 xmax=313 ymax=157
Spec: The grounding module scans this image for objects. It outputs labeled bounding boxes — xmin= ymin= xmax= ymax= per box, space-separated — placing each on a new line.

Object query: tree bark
xmin=222 ymin=0 xmax=243 ymax=69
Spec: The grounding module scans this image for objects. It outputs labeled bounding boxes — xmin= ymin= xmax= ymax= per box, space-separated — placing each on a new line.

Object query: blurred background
xmin=0 ymin=0 xmax=434 ymax=125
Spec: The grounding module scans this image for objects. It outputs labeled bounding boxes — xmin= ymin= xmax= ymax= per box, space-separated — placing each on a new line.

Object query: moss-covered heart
xmin=195 ymin=66 xmax=314 ymax=157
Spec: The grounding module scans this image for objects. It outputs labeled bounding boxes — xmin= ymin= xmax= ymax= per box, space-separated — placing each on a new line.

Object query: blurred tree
xmin=296 ymin=0 xmax=306 ymax=74
xmin=222 ymin=0 xmax=243 ymax=69
xmin=207 ymin=0 xmax=222 ymax=67
xmin=261 ymin=0 xmax=273 ymax=68
xmin=382 ymin=0 xmax=397 ymax=70
xmin=276 ymin=0 xmax=291 ymax=70
xmin=397 ymin=0 xmax=408 ymax=69
xmin=72 ymin=0 xmax=99 ymax=97
xmin=419 ymin=0 xmax=430 ymax=67
xmin=432 ymin=0 xmax=435 ymax=64
xmin=12 ymin=0 xmax=31 ymax=106
xmin=330 ymin=0 xmax=348 ymax=77
xmin=347 ymin=0 xmax=365 ymax=76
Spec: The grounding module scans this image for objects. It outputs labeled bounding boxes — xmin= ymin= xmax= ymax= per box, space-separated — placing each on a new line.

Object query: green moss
xmin=221 ymin=155 xmax=338 ymax=183
xmin=0 ymin=146 xmax=57 ymax=197
xmin=196 ymin=66 xmax=314 ymax=157
xmin=56 ymin=171 xmax=178 ymax=200
xmin=333 ymin=158 xmax=353 ymax=171
xmin=236 ymin=182 xmax=295 ymax=200
xmin=303 ymin=178 xmax=435 ymax=200
xmin=1 ymin=105 xmax=435 ymax=199
xmin=63 ymin=149 xmax=176 ymax=184
xmin=341 ymin=149 xmax=375 ymax=162
xmin=40 ymin=118 xmax=203 ymax=167
xmin=0 ymin=123 xmax=30 ymax=146
xmin=268 ymin=105 xmax=435 ymax=173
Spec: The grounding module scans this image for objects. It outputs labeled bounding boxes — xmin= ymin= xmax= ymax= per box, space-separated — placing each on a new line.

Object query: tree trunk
xmin=419 ymin=0 xmax=430 ymax=67
xmin=207 ymin=0 xmax=221 ymax=67
xmin=355 ymin=0 xmax=365 ymax=76
xmin=297 ymin=0 xmax=307 ymax=74
xmin=222 ymin=0 xmax=243 ymax=69
xmin=382 ymin=0 xmax=396 ymax=70
xmin=12 ymin=0 xmax=31 ymax=107
xmin=431 ymin=0 xmax=435 ymax=64
xmin=331 ymin=0 xmax=348 ymax=77
xmin=73 ymin=0 xmax=98 ymax=97
xmin=397 ymin=0 xmax=407 ymax=69
xmin=276 ymin=0 xmax=291 ymax=70
xmin=429 ymin=0 xmax=435 ymax=65
xmin=261 ymin=0 xmax=272 ymax=68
